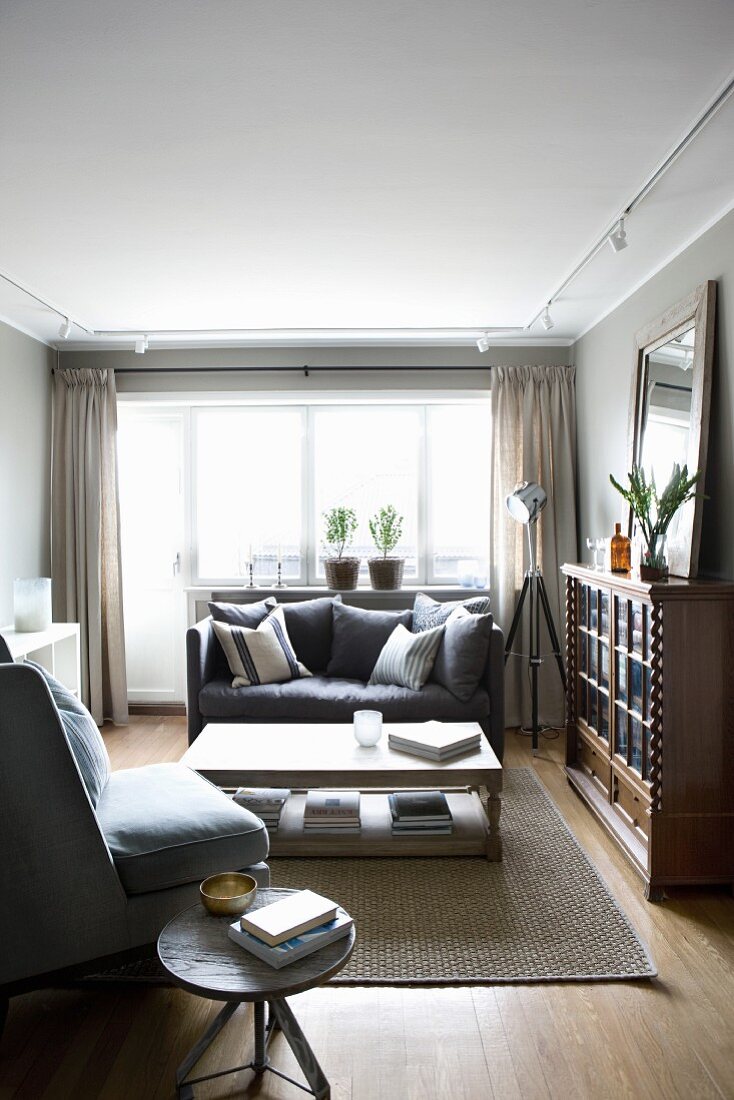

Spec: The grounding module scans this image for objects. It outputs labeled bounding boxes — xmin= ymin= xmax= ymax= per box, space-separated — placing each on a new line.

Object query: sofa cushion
xmin=412 ymin=591 xmax=491 ymax=633
xmin=281 ymin=595 xmax=341 ymax=672
xmin=431 ymin=608 xmax=495 ymax=701
xmin=208 ymin=597 xmax=278 ymax=677
xmin=29 ymin=661 xmax=110 ymax=808
xmin=370 ymin=623 xmax=445 ymax=691
xmin=199 ymin=674 xmax=489 ymax=723
xmin=96 ymin=762 xmax=269 ymax=895
xmin=327 ymin=603 xmax=412 ymax=681
xmin=213 ymin=606 xmax=312 ymax=687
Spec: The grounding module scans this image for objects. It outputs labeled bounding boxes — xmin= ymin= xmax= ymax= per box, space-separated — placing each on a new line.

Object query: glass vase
xmin=640 ymin=533 xmax=668 ymax=581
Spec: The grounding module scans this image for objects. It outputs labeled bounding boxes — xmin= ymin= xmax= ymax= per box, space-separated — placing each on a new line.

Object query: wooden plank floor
xmin=2 ymin=717 xmax=733 ymax=1099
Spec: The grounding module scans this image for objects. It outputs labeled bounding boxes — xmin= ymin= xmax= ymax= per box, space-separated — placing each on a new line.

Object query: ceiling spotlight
xmin=608 ymin=216 xmax=628 ymax=253
xmin=134 ymin=335 xmax=149 ymax=354
xmin=58 ymin=317 xmax=72 ymax=340
xmin=540 ymin=306 xmax=554 ymax=331
xmin=476 ymin=334 xmax=490 ymax=353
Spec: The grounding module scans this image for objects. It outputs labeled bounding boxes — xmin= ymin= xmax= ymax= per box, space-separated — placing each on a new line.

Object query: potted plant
xmin=322 ymin=506 xmax=360 ymax=590
xmin=368 ymin=504 xmax=405 ymax=590
xmin=609 ymin=463 xmax=702 ymax=581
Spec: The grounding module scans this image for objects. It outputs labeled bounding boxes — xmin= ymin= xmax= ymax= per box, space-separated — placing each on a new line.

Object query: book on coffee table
xmin=304 ymin=790 xmax=361 ymax=831
xmin=239 ymin=889 xmax=338 ymax=947
xmin=388 ymin=723 xmax=481 ymax=760
xmin=388 ymin=790 xmax=453 ymax=835
xmin=229 ymin=907 xmax=353 ymax=969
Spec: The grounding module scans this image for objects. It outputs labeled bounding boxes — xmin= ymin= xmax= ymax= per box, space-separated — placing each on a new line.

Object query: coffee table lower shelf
xmin=262 ymin=790 xmax=492 ymax=858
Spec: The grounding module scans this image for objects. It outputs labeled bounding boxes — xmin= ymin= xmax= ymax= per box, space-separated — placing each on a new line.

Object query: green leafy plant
xmin=322 ymin=506 xmax=358 ymax=560
xmin=369 ymin=504 xmax=404 ymax=559
xmin=609 ymin=463 xmax=702 ymax=566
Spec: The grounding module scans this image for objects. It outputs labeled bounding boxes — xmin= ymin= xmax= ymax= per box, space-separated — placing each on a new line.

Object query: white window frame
xmin=118 ymin=391 xmax=490 ymax=588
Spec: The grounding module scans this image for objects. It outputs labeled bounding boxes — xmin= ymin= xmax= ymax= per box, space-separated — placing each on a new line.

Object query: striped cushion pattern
xmin=369 ymin=623 xmax=445 ymax=691
xmin=29 ymin=661 xmax=111 ymax=808
xmin=212 ymin=605 xmax=312 ymax=688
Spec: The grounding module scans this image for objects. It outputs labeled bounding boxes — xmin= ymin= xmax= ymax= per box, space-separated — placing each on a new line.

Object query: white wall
xmin=573 ymin=208 xmax=734 ymax=579
xmin=0 ymin=321 xmax=53 ymax=624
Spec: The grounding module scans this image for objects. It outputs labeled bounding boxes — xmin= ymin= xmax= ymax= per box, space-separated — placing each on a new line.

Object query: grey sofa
xmin=187 ymin=597 xmax=505 ymax=760
xmin=0 ymin=641 xmax=269 ymax=1008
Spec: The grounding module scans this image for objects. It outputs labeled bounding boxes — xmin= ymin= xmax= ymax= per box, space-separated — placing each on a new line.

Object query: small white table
xmin=1 ymin=622 xmax=81 ymax=696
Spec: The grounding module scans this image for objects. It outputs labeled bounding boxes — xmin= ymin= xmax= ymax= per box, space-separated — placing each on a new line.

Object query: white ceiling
xmin=1 ymin=0 xmax=733 ymax=349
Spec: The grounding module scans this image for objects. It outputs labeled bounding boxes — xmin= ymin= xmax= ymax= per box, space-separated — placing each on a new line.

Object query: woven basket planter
xmin=324 ymin=557 xmax=360 ymax=590
xmin=368 ymin=558 xmax=405 ymax=590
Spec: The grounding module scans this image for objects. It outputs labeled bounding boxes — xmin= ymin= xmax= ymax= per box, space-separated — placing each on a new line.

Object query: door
xmin=118 ymin=407 xmax=187 ymax=704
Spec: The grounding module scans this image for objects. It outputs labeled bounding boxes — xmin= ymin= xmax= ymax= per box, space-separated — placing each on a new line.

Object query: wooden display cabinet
xmin=562 ymin=563 xmax=734 ymax=900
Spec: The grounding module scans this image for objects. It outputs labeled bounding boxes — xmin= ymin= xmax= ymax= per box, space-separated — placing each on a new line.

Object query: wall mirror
xmin=627 ymin=280 xmax=716 ymax=578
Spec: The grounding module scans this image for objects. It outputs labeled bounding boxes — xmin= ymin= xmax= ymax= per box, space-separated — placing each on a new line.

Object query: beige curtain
xmin=490 ymin=365 xmax=577 ymax=728
xmin=52 ymin=368 xmax=128 ymax=725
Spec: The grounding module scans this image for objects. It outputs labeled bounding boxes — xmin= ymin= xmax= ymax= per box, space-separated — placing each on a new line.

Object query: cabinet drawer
xmin=612 ymin=770 xmax=650 ymax=848
xmin=576 ymin=735 xmax=611 ymax=799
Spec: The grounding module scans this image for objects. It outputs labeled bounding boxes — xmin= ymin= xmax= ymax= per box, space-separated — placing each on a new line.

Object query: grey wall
xmin=59 ymin=343 xmax=571 ymax=394
xmin=574 ymin=207 xmax=734 ymax=579
xmin=0 ymin=320 xmax=54 ymax=624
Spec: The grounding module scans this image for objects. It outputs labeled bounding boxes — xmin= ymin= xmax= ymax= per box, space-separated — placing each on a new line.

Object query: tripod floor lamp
xmin=504 ymin=481 xmax=566 ymax=753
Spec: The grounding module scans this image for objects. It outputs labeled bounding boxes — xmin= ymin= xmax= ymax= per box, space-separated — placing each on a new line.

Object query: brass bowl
xmin=200 ymin=872 xmax=258 ymax=917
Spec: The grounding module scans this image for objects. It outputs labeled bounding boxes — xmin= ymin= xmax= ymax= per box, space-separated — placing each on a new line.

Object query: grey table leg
xmin=176 ymin=1001 xmax=239 ymax=1098
xmin=486 ymin=790 xmax=502 ymax=861
xmin=269 ymin=997 xmax=331 ymax=1100
xmin=252 ymin=1000 xmax=270 ymax=1072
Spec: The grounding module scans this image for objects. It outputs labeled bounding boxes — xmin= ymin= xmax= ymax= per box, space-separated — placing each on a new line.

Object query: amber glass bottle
xmin=610 ymin=522 xmax=632 ymax=573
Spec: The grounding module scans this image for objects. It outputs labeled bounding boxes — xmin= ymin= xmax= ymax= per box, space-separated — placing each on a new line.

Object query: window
xmin=118 ymin=396 xmax=491 ymax=587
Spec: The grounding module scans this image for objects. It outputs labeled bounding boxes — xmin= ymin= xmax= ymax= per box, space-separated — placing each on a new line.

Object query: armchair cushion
xmin=28 ymin=661 xmax=110 ymax=807
xmin=96 ymin=762 xmax=269 ymax=895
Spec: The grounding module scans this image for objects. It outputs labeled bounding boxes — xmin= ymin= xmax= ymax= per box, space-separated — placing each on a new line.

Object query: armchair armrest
xmin=186 ymin=617 xmax=217 ymax=744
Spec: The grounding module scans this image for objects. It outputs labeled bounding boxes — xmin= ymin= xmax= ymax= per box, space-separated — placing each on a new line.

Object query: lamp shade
xmin=505 ymin=482 xmax=547 ymax=525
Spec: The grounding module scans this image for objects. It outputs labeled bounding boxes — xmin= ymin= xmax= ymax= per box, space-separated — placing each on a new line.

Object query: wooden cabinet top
xmin=561 ymin=563 xmax=734 ymax=602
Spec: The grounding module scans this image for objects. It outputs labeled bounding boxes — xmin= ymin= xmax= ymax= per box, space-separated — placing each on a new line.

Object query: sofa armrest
xmin=186 ymin=617 xmax=217 ymax=744
xmin=480 ymin=621 xmax=505 ymax=762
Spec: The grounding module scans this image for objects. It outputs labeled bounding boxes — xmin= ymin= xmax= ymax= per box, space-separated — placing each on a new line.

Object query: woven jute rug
xmin=269 ymin=768 xmax=656 ymax=984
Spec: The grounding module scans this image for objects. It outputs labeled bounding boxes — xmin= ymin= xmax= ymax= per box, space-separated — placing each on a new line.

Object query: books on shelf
xmin=304 ymin=790 xmax=361 ymax=833
xmin=233 ymin=787 xmax=291 ymax=833
xmin=239 ymin=889 xmax=338 ymax=947
xmin=388 ymin=722 xmax=481 ymax=761
xmin=388 ymin=790 xmax=453 ymax=835
xmin=229 ymin=906 xmax=353 ymax=969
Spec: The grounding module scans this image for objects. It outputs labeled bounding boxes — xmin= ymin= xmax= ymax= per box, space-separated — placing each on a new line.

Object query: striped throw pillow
xmin=369 ymin=623 xmax=445 ymax=692
xmin=212 ymin=605 xmax=312 ymax=687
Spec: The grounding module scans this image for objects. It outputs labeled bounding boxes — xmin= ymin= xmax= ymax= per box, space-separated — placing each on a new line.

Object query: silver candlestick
xmin=274 ymin=560 xmax=288 ymax=589
xmin=246 ymin=561 xmax=257 ymax=588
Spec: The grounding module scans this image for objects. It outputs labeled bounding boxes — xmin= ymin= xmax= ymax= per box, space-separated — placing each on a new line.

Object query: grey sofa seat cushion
xmin=96 ymin=763 xmax=269 ymax=895
xmin=199 ymin=675 xmax=489 ymax=723
xmin=326 ymin=603 xmax=413 ymax=681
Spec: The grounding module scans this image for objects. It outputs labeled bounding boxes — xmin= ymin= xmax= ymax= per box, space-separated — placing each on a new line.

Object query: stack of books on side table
xmin=388 ymin=722 xmax=481 ymax=761
xmin=228 ymin=889 xmax=353 ymax=969
xmin=389 ymin=790 xmax=454 ymax=835
xmin=303 ymin=790 xmax=361 ymax=834
xmin=233 ymin=787 xmax=291 ymax=833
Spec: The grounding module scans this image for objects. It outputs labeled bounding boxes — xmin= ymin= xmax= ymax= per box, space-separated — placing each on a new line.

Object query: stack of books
xmin=388 ymin=722 xmax=481 ymax=761
xmin=228 ymin=889 xmax=353 ymax=969
xmin=303 ymin=790 xmax=361 ymax=834
xmin=233 ymin=787 xmax=291 ymax=833
xmin=389 ymin=790 xmax=453 ymax=835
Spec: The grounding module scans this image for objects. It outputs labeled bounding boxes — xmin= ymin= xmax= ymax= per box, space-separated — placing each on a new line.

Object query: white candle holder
xmin=353 ymin=709 xmax=383 ymax=746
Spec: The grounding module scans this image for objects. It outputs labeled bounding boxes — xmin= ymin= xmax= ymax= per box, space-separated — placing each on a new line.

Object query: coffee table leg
xmin=269 ymin=997 xmax=331 ymax=1100
xmin=486 ymin=791 xmax=502 ymax=861
xmin=252 ymin=1000 xmax=270 ymax=1072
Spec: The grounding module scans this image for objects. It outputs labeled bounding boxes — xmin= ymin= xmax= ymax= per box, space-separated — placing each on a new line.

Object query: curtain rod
xmin=110 ymin=364 xmax=494 ymax=376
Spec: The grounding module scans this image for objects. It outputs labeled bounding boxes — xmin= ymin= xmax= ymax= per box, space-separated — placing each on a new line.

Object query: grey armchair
xmin=0 ymin=649 xmax=269 ymax=1024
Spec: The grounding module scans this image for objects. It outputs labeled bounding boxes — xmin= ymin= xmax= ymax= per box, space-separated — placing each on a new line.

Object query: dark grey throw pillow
xmin=208 ymin=596 xmax=278 ymax=627
xmin=431 ymin=609 xmax=494 ymax=701
xmin=412 ymin=591 xmax=491 ymax=633
xmin=281 ymin=595 xmax=342 ymax=672
xmin=326 ymin=602 xmax=413 ymax=682
xmin=28 ymin=662 xmax=111 ymax=807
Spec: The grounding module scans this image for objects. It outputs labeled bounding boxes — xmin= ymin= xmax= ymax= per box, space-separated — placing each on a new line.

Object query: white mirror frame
xmin=627 ymin=280 xmax=716 ymax=579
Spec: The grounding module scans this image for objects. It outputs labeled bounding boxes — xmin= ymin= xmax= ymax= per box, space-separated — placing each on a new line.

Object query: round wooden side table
xmin=158 ymin=887 xmax=355 ymax=1100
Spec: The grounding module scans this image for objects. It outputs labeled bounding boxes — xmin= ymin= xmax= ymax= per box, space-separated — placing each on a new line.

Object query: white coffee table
xmin=182 ymin=721 xmax=502 ymax=860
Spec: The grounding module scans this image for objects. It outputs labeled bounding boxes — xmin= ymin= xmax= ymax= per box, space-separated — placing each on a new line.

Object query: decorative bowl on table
xmin=200 ymin=872 xmax=258 ymax=917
